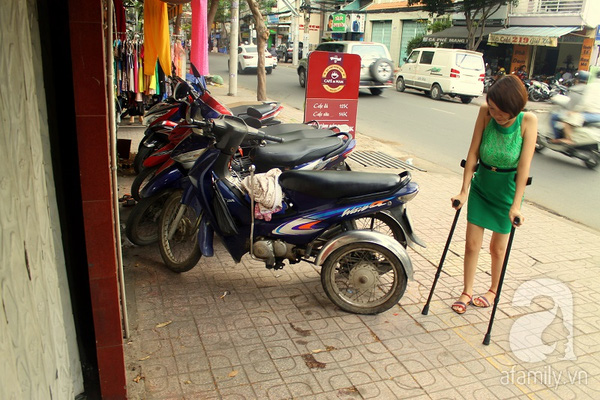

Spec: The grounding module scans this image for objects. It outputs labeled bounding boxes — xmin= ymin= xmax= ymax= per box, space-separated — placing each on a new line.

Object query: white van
xmin=395 ymin=48 xmax=485 ymax=104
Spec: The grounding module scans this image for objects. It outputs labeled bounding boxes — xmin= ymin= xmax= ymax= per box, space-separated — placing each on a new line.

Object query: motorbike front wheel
xmin=321 ymin=242 xmax=407 ymax=314
xmin=133 ymin=145 xmax=155 ymax=174
xmin=535 ymin=135 xmax=546 ymax=153
xmin=529 ymin=90 xmax=543 ymax=102
xmin=158 ymin=190 xmax=202 ymax=273
xmin=131 ymin=165 xmax=160 ymax=201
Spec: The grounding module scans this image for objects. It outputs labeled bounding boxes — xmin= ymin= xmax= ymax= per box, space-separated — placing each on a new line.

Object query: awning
xmin=488 ymin=26 xmax=579 ymax=47
xmin=422 ymin=26 xmax=502 ymax=44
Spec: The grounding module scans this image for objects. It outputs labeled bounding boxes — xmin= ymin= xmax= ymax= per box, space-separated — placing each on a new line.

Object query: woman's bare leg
xmin=453 ymin=222 xmax=484 ymax=311
xmin=473 ymin=231 xmax=509 ymax=306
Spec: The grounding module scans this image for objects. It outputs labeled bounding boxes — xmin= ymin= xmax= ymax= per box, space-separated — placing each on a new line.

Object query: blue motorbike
xmin=156 ymin=114 xmax=425 ymax=314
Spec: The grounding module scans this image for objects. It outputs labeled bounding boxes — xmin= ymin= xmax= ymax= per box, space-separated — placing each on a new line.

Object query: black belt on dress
xmin=479 ymin=160 xmax=517 ymax=173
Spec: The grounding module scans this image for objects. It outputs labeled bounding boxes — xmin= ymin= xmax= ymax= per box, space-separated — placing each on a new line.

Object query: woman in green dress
xmin=451 ymin=75 xmax=537 ymax=314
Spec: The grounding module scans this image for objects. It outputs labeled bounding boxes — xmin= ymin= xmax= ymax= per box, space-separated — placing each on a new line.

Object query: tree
xmin=244 ymin=0 xmax=276 ymax=100
xmin=407 ymin=18 xmax=452 ymax=54
xmin=408 ymin=0 xmax=515 ymax=51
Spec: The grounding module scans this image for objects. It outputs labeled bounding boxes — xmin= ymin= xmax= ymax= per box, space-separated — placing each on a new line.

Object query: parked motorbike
xmin=126 ymin=82 xmax=356 ymax=246
xmin=536 ymin=94 xmax=600 ymax=169
xmin=134 ymin=71 xmax=284 ymax=173
xmin=528 ymin=79 xmax=553 ymax=102
xmin=156 ymin=114 xmax=425 ymax=314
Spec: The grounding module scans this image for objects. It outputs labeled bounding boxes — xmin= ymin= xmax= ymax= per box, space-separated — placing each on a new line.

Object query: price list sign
xmin=304 ymin=51 xmax=360 ymax=137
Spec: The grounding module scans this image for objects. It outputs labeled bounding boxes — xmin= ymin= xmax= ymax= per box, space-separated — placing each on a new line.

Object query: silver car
xmin=297 ymin=41 xmax=394 ymax=95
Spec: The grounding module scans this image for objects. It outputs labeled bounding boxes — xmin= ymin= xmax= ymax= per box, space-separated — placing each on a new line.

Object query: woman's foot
xmin=473 ymin=290 xmax=496 ymax=308
xmin=451 ymin=292 xmax=472 ymax=314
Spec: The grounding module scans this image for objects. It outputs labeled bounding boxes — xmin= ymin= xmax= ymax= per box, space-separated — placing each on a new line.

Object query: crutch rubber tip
xmin=483 ymin=334 xmax=491 ymax=346
xmin=421 ymin=305 xmax=430 ymax=315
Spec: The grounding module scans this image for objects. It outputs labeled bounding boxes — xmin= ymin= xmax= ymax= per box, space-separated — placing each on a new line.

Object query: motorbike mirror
xmin=191 ymin=63 xmax=201 ymax=78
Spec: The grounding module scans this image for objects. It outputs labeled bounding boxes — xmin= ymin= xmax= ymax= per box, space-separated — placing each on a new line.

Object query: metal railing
xmin=526 ymin=0 xmax=584 ymax=14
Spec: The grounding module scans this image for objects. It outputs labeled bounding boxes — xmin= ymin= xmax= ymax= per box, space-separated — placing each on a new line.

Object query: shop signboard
xmin=489 ymin=34 xmax=557 ymax=47
xmin=348 ymin=14 xmax=364 ymax=33
xmin=578 ymin=38 xmax=594 ymax=71
xmin=509 ymin=44 xmax=530 ymax=75
xmin=304 ymin=51 xmax=360 ymax=137
xmin=327 ymin=13 xmax=347 ymax=33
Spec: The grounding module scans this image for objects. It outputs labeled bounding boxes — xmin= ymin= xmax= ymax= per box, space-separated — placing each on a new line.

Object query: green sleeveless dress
xmin=467 ymin=112 xmax=524 ymax=234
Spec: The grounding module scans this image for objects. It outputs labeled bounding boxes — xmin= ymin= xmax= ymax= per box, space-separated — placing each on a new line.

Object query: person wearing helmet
xmin=551 ymin=70 xmax=600 ymax=144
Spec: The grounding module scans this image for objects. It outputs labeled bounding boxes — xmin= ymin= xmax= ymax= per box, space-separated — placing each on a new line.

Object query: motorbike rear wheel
xmin=158 ymin=190 xmax=202 ymax=273
xmin=321 ymin=242 xmax=407 ymax=314
xmin=350 ymin=212 xmax=406 ymax=247
xmin=125 ymin=190 xmax=172 ymax=246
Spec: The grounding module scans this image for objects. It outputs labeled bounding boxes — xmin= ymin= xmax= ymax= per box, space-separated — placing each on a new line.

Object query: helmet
xmin=574 ymin=70 xmax=589 ymax=82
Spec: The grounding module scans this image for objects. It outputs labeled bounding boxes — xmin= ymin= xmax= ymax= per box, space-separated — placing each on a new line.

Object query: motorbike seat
xmin=279 ymin=170 xmax=407 ymax=199
xmin=247 ymin=103 xmax=278 ymax=117
xmin=262 ymin=124 xmax=317 ymax=136
xmin=251 ymin=136 xmax=349 ymax=172
xmin=276 ymin=128 xmax=338 ymax=141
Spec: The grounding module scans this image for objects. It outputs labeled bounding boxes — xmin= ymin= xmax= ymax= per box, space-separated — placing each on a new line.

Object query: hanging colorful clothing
xmin=144 ymin=0 xmax=172 ymax=86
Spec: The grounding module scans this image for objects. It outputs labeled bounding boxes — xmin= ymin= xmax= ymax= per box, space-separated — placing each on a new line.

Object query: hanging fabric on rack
xmin=144 ymin=0 xmax=172 ymax=88
xmin=114 ymin=0 xmax=127 ymax=42
xmin=172 ymin=40 xmax=187 ymax=78
xmin=191 ymin=0 xmax=209 ymax=75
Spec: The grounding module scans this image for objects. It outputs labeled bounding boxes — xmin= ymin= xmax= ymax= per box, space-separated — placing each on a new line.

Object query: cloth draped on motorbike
xmin=241 ymin=168 xmax=283 ymax=221
xmin=468 ymin=113 xmax=524 ymax=234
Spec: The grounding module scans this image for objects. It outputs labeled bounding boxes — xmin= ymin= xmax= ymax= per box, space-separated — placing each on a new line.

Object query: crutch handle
xmin=452 ymin=199 xmax=460 ymax=208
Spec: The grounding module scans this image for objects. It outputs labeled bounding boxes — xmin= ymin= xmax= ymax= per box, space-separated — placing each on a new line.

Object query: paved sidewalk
xmin=118 ymin=83 xmax=600 ymax=399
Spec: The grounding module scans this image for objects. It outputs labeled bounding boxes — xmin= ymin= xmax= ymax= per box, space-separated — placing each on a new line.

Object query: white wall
xmin=583 ymin=0 xmax=600 ymax=27
xmin=365 ymin=10 xmax=430 ymax=67
xmin=0 ymin=0 xmax=84 ymax=398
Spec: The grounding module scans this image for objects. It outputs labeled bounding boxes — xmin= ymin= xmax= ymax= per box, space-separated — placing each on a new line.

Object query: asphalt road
xmin=209 ymin=53 xmax=600 ymax=232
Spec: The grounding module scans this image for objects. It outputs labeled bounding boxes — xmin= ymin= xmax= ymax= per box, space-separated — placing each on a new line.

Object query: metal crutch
xmin=483 ymin=174 xmax=532 ymax=345
xmin=422 ymin=198 xmax=462 ymax=315
xmin=422 ymin=159 xmax=470 ymax=315
xmin=482 ymin=215 xmax=519 ymax=346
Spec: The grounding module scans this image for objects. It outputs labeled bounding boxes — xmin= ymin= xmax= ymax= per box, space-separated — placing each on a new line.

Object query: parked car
xmin=297 ymin=41 xmax=394 ymax=95
xmin=277 ymin=42 xmax=303 ymax=63
xmin=395 ymin=47 xmax=485 ymax=104
xmin=230 ymin=44 xmax=274 ymax=74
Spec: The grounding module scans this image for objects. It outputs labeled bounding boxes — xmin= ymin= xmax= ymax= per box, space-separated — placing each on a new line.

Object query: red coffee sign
xmin=304 ymin=51 xmax=360 ymax=137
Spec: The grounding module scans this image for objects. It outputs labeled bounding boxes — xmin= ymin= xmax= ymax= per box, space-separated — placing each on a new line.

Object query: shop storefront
xmin=422 ymin=24 xmax=508 ymax=73
xmin=488 ymin=26 xmax=590 ymax=78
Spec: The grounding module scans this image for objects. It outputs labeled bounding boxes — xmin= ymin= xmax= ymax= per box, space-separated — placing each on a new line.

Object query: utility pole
xmin=229 ymin=0 xmax=239 ymax=96
xmin=292 ymin=0 xmax=300 ymax=66
xmin=303 ymin=0 xmax=310 ymax=54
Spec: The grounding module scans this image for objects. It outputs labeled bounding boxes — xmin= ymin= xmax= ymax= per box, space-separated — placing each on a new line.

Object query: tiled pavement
xmin=118 ymin=82 xmax=600 ymax=399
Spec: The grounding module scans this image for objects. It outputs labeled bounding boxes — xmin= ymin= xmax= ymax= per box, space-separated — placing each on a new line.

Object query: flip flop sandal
xmin=451 ymin=292 xmax=472 ymax=315
xmin=119 ymin=194 xmax=133 ymax=203
xmin=473 ymin=290 xmax=496 ymax=308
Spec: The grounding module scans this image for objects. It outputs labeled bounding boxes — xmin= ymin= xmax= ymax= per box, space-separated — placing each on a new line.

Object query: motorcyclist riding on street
xmin=550 ymin=70 xmax=600 ymax=144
